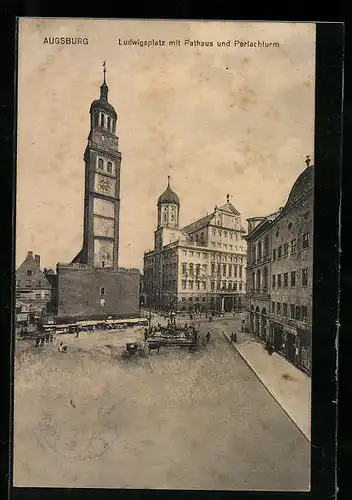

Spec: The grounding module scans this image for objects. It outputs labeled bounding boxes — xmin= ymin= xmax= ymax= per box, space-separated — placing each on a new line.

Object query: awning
xmin=76 ymin=320 xmax=105 ymax=326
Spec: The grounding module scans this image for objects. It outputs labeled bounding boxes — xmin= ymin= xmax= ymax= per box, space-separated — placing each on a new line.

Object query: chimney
xmin=27 ymin=251 xmax=33 ymax=259
xmin=34 ymin=254 xmax=40 ymax=267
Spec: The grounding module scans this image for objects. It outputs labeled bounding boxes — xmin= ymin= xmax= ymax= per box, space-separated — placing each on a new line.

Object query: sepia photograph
xmin=14 ymin=18 xmax=316 ymax=491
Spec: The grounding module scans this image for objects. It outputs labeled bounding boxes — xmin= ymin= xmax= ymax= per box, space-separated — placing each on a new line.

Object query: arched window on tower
xmin=98 ymin=158 xmax=103 ymax=170
xmin=107 ymin=116 xmax=111 ymax=130
xmin=107 ymin=161 xmax=112 ymax=174
xmin=100 ymin=113 xmax=105 ymax=127
xmin=94 ymin=113 xmax=99 ymax=127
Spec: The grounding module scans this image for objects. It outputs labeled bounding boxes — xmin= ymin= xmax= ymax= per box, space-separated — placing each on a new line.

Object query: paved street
xmin=14 ymin=315 xmax=310 ymax=490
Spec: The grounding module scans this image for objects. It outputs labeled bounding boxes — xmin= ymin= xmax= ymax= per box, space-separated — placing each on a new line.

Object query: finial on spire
xmin=103 ymin=61 xmax=107 ymax=84
xmin=305 ymin=155 xmax=311 ymax=167
xmin=226 ymin=193 xmax=230 ymax=203
xmin=167 ymin=175 xmax=171 ymax=187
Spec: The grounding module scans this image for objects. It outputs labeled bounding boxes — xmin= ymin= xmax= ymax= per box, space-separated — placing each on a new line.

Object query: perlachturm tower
xmin=56 ymin=64 xmax=139 ymax=323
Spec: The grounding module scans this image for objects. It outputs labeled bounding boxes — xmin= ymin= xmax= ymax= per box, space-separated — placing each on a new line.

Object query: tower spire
xmin=167 ymin=175 xmax=171 ymax=187
xmin=103 ymin=60 xmax=107 ymax=84
xmin=100 ymin=61 xmax=108 ymax=100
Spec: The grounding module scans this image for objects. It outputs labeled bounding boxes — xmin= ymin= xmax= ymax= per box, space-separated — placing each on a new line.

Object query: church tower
xmin=77 ymin=63 xmax=121 ymax=271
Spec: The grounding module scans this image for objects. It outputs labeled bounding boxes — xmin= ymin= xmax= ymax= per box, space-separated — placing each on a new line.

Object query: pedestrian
xmin=206 ymin=331 xmax=211 ymax=343
xmin=241 ymin=319 xmax=245 ymax=332
xmin=233 ymin=332 xmax=237 ymax=343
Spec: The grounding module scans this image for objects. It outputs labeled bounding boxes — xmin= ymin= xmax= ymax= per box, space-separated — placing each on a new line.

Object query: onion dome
xmin=285 ymin=157 xmax=314 ymax=208
xmin=89 ymin=64 xmax=117 ymax=119
xmin=157 ymin=176 xmax=180 ymax=207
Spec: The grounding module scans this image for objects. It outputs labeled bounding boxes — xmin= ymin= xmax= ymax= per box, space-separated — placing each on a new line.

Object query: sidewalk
xmin=223 ymin=330 xmax=311 ymax=441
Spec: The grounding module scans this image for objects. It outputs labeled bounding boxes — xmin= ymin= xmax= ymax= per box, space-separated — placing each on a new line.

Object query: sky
xmin=16 ymin=19 xmax=316 ymax=271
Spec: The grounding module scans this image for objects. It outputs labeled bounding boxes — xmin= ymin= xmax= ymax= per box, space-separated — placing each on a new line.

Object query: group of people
xmin=35 ymin=331 xmax=54 ymax=347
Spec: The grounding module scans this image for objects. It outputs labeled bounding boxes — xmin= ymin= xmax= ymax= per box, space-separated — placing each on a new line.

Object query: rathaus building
xmin=143 ymin=178 xmax=247 ymax=313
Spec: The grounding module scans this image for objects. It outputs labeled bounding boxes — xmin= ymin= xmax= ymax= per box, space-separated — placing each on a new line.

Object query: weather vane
xmin=103 ymin=61 xmax=107 ymax=83
xmin=305 ymin=155 xmax=311 ymax=167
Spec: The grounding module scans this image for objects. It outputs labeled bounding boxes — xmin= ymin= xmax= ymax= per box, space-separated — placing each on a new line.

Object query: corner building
xmin=56 ymin=72 xmax=139 ymax=322
xmin=245 ymin=161 xmax=314 ymax=374
xmin=144 ymin=180 xmax=247 ymax=313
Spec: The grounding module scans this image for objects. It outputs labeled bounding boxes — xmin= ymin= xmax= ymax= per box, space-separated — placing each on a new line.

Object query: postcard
xmin=13 ymin=18 xmax=319 ymax=491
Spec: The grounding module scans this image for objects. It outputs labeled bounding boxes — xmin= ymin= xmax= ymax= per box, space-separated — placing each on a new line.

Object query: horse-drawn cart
xmin=122 ymin=342 xmax=146 ymax=358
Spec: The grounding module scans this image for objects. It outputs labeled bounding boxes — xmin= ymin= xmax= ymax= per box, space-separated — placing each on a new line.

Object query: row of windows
xmin=182 ymin=280 xmax=207 ymax=290
xmin=181 ymin=297 xmax=206 ymax=302
xmin=251 ymin=236 xmax=270 ymax=263
xmin=210 ymin=253 xmax=243 ymax=263
xmin=272 ymin=233 xmax=309 ymax=261
xmin=182 ymin=263 xmax=207 ymax=275
xmin=180 ymin=249 xmax=244 ymax=262
xmin=182 ymin=250 xmax=207 ymax=258
xmin=212 ymin=228 xmax=242 ymax=239
xmin=271 ymin=301 xmax=308 ymax=323
xmin=94 ymin=112 xmax=115 ymax=132
xmin=252 ymin=267 xmax=309 ymax=290
xmin=272 ymin=269 xmax=309 ymax=288
xmin=98 ymin=158 xmax=114 ymax=174
xmin=16 ymin=290 xmax=50 ymax=298
xmin=252 ymin=267 xmax=269 ymax=290
xmin=211 ymin=263 xmax=243 ymax=278
xmin=17 ymin=276 xmax=45 ymax=286
xmin=181 ymin=280 xmax=243 ymax=291
xmin=211 ymin=241 xmax=244 ymax=251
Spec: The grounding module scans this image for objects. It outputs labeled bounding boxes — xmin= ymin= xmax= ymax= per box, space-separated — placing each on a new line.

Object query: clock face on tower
xmin=94 ymin=173 xmax=116 ymax=197
xmin=98 ymin=177 xmax=112 ymax=193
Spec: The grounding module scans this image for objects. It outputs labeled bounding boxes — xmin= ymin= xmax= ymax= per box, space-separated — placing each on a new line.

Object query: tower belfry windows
xmin=100 ymin=113 xmax=105 ymax=127
xmin=107 ymin=116 xmax=111 ymax=130
xmin=107 ymin=161 xmax=112 ymax=173
xmin=98 ymin=158 xmax=103 ymax=170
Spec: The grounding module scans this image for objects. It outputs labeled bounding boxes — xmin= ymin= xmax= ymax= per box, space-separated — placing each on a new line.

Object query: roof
xmin=284 ymin=165 xmax=314 ymax=208
xmin=157 ymin=178 xmax=180 ymax=207
xmin=90 ymin=99 xmax=117 ymax=119
xmin=89 ymin=81 xmax=117 ymax=119
xmin=217 ymin=200 xmax=240 ymax=215
xmin=182 ymin=213 xmax=215 ymax=234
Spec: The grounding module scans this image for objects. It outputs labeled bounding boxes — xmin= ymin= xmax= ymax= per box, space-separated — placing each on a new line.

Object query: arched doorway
xmin=261 ymin=308 xmax=267 ymax=340
xmin=255 ymin=306 xmax=260 ymax=335
xmin=250 ymin=305 xmax=254 ymax=333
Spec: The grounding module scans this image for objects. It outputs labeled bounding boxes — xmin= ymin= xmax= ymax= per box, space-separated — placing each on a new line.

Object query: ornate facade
xmin=144 ymin=180 xmax=247 ymax=313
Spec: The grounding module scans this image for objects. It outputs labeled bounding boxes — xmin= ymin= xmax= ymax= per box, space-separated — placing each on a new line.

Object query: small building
xmin=244 ymin=158 xmax=314 ymax=374
xmin=15 ymin=251 xmax=52 ymax=325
